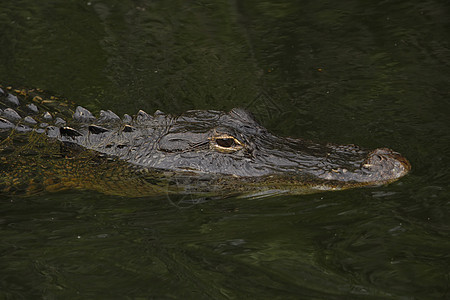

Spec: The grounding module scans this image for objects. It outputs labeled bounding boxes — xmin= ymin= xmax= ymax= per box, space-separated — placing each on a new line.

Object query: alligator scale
xmin=0 ymin=86 xmax=411 ymax=198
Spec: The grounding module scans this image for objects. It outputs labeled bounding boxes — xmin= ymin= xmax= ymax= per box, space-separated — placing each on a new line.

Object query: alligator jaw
xmin=314 ymin=147 xmax=410 ymax=185
xmin=161 ymin=147 xmax=411 ymax=197
xmin=299 ymin=147 xmax=411 ymax=193
xmin=228 ymin=146 xmax=412 ymax=197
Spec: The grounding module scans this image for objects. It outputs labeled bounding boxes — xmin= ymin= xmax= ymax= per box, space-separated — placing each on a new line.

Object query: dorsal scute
xmin=24 ymin=116 xmax=37 ymax=124
xmin=88 ymin=124 xmax=109 ymax=134
xmin=26 ymin=103 xmax=39 ymax=114
xmin=122 ymin=114 xmax=132 ymax=123
xmin=99 ymin=109 xmax=121 ymax=123
xmin=60 ymin=126 xmax=82 ymax=137
xmin=1 ymin=108 xmax=22 ymax=121
xmin=55 ymin=117 xmax=66 ymax=126
xmin=136 ymin=110 xmax=152 ymax=123
xmin=43 ymin=112 xmax=53 ymax=120
xmin=0 ymin=117 xmax=14 ymax=129
xmin=6 ymin=94 xmax=20 ymax=106
xmin=0 ymin=86 xmax=76 ymax=126
xmin=73 ymin=106 xmax=96 ymax=123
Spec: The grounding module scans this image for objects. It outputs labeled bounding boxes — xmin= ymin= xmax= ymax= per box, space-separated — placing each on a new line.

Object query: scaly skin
xmin=0 ymin=86 xmax=411 ymax=198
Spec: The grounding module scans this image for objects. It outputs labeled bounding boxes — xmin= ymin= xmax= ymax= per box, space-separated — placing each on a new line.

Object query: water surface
xmin=0 ymin=0 xmax=449 ymax=299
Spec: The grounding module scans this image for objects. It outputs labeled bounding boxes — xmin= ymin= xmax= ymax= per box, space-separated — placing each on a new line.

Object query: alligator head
xmin=64 ymin=107 xmax=410 ymax=197
xmin=0 ymin=87 xmax=411 ymax=197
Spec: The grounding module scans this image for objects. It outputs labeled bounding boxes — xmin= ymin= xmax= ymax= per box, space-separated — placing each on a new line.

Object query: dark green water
xmin=1 ymin=0 xmax=449 ymax=299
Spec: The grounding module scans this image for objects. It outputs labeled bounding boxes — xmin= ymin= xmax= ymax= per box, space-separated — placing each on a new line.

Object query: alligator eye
xmin=209 ymin=134 xmax=244 ymax=153
xmin=216 ymin=138 xmax=235 ymax=148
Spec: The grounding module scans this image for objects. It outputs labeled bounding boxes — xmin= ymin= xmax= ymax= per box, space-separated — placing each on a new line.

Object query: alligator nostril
xmin=363 ymin=148 xmax=411 ymax=176
xmin=393 ymin=152 xmax=412 ymax=172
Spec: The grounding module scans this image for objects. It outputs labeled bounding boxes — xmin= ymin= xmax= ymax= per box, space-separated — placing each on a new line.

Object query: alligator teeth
xmin=73 ymin=106 xmax=96 ymax=123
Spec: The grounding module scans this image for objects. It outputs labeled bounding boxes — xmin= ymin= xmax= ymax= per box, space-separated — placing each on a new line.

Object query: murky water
xmin=1 ymin=0 xmax=449 ymax=299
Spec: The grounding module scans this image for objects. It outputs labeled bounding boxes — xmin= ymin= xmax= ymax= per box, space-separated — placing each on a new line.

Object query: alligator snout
xmin=318 ymin=147 xmax=411 ymax=187
xmin=361 ymin=148 xmax=411 ymax=183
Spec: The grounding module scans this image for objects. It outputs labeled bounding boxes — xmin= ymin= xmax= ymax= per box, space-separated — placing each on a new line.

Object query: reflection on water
xmin=0 ymin=0 xmax=449 ymax=299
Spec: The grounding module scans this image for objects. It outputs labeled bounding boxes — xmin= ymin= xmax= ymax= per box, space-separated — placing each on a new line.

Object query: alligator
xmin=0 ymin=86 xmax=411 ymax=198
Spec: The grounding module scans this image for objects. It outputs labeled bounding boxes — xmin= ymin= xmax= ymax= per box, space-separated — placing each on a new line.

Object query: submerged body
xmin=0 ymin=86 xmax=411 ymax=197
